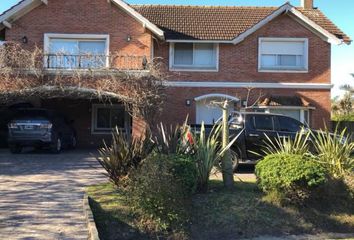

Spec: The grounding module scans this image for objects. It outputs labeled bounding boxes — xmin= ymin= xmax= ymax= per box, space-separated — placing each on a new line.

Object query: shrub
xmin=170 ymin=154 xmax=198 ymax=196
xmin=255 ymin=154 xmax=328 ymax=203
xmin=96 ymin=128 xmax=154 ymax=187
xmin=311 ymin=128 xmax=354 ymax=179
xmin=125 ymin=153 xmax=196 ymax=234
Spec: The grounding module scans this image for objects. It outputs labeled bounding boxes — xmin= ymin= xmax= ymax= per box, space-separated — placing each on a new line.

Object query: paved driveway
xmin=0 ymin=149 xmax=106 ymax=240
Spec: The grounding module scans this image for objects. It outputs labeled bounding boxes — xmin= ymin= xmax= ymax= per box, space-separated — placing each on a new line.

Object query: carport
xmin=0 ymin=86 xmax=132 ymax=149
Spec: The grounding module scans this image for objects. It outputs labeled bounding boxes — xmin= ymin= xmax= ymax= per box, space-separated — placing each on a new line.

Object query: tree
xmin=220 ymin=100 xmax=234 ymax=189
xmin=339 ymin=85 xmax=353 ymax=115
xmin=332 ymin=84 xmax=354 ymax=120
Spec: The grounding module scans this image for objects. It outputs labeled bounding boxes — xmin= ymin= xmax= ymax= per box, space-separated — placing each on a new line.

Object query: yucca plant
xmin=259 ymin=129 xmax=311 ymax=157
xmin=96 ymin=127 xmax=154 ymax=187
xmin=152 ymin=119 xmax=190 ymax=155
xmin=191 ymin=123 xmax=221 ymax=192
xmin=311 ymin=128 xmax=354 ymax=179
xmin=190 ymin=122 xmax=243 ymax=193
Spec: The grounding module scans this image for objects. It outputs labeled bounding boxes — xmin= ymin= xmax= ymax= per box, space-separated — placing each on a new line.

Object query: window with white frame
xmin=265 ymin=108 xmax=310 ymax=126
xmin=170 ymin=43 xmax=218 ymax=70
xmin=44 ymin=34 xmax=109 ymax=69
xmin=258 ymin=38 xmax=308 ymax=72
xmin=92 ymin=104 xmax=128 ymax=133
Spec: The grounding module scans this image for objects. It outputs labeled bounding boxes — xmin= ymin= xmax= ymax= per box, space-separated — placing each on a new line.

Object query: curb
xmin=83 ymin=194 xmax=100 ymax=240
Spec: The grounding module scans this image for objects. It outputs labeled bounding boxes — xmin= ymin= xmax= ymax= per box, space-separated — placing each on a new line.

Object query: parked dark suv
xmin=194 ymin=112 xmax=309 ymax=170
xmin=228 ymin=112 xmax=307 ymax=163
xmin=8 ymin=109 xmax=77 ymax=153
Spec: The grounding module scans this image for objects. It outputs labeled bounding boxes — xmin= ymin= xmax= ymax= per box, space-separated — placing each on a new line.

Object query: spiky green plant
xmin=96 ymin=127 xmax=154 ymax=186
xmin=191 ymin=122 xmax=243 ymax=193
xmin=311 ymin=128 xmax=354 ymax=179
xmin=259 ymin=129 xmax=311 ymax=157
xmin=152 ymin=119 xmax=190 ymax=155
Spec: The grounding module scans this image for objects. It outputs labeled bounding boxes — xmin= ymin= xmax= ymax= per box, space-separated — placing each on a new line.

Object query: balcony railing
xmin=44 ymin=54 xmax=149 ymax=71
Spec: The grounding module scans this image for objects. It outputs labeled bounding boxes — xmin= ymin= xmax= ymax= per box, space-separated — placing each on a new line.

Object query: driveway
xmin=0 ymin=149 xmax=106 ymax=239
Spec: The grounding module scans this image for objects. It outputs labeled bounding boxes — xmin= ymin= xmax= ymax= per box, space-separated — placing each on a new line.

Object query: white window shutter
xmin=261 ymin=41 xmax=304 ymax=55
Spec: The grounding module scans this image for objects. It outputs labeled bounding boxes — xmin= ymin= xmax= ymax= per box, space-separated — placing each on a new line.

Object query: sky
xmin=0 ymin=0 xmax=353 ymax=98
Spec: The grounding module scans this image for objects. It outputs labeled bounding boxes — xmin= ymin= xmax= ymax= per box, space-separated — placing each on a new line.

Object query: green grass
xmin=87 ymin=179 xmax=354 ymax=240
xmin=87 ymin=183 xmax=149 ymax=240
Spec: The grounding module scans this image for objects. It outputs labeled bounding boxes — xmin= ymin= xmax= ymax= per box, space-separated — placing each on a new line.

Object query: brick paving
xmin=0 ymin=149 xmax=106 ymax=240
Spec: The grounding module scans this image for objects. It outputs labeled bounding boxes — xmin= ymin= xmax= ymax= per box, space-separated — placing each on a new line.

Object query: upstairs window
xmin=170 ymin=43 xmax=218 ymax=71
xmin=44 ymin=34 xmax=109 ymax=69
xmin=258 ymin=38 xmax=308 ymax=72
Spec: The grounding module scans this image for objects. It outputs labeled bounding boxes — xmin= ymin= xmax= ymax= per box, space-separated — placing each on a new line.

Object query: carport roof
xmin=0 ymin=86 xmax=130 ymax=105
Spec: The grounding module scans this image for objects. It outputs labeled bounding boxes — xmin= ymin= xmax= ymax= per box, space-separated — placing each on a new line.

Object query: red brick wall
xmin=4 ymin=2 xmax=332 ymax=135
xmin=154 ymin=14 xmax=331 ymax=84
xmin=160 ymin=87 xmax=331 ymax=130
xmin=5 ymin=0 xmax=152 ymax=58
xmin=41 ymin=98 xmax=144 ymax=148
xmin=154 ymin=14 xmax=331 ymax=129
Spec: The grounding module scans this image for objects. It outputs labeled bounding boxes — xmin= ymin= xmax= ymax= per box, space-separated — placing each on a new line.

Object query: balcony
xmin=44 ymin=54 xmax=150 ymax=72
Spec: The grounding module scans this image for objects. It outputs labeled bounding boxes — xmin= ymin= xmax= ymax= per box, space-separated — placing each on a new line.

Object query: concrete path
xmin=0 ymin=149 xmax=106 ymax=240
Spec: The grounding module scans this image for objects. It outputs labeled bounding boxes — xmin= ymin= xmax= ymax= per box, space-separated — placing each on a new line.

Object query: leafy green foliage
xmin=171 ymin=154 xmax=198 ymax=196
xmin=96 ymin=128 xmax=154 ymax=186
xmin=152 ymin=121 xmax=189 ymax=155
xmin=189 ymin=123 xmax=221 ymax=193
xmin=311 ymin=128 xmax=354 ymax=179
xmin=255 ymin=154 xmax=328 ymax=203
xmin=125 ymin=153 xmax=196 ymax=233
xmin=189 ymin=122 xmax=243 ymax=193
xmin=259 ymin=129 xmax=310 ymax=157
xmin=332 ymin=113 xmax=354 ymax=122
xmin=332 ymin=84 xmax=354 ymax=117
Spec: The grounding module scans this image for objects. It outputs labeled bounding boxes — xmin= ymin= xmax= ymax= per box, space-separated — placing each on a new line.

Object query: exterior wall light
xmin=22 ymin=36 xmax=28 ymax=44
xmin=127 ymin=35 xmax=132 ymax=42
xmin=186 ymin=99 xmax=191 ymax=107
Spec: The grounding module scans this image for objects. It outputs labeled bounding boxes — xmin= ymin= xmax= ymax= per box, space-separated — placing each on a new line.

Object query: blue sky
xmin=1 ymin=0 xmax=353 ymax=98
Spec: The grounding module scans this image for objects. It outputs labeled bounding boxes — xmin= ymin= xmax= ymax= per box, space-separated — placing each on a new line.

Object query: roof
xmin=258 ymin=96 xmax=311 ymax=107
xmin=0 ymin=0 xmax=166 ymax=39
xmin=0 ymin=1 xmax=351 ymax=45
xmin=133 ymin=4 xmax=351 ymax=44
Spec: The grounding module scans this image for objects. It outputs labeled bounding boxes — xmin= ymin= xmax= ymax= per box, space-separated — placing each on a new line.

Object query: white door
xmin=196 ymin=99 xmax=234 ymax=124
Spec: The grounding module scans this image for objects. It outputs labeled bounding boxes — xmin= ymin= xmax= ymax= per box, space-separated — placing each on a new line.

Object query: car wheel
xmin=230 ymin=149 xmax=240 ymax=172
xmin=217 ymin=149 xmax=240 ymax=172
xmin=10 ymin=145 xmax=22 ymax=154
xmin=51 ymin=137 xmax=62 ymax=154
xmin=70 ymin=135 xmax=77 ymax=149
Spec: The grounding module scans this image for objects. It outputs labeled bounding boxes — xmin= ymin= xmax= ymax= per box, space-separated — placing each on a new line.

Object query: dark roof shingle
xmin=133 ymin=4 xmax=351 ymax=43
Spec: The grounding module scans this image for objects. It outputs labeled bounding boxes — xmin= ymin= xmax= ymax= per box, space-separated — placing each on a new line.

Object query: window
xmin=170 ymin=43 xmax=218 ymax=70
xmin=253 ymin=115 xmax=274 ymax=131
xmin=259 ymin=38 xmax=308 ymax=72
xmin=266 ymin=108 xmax=310 ymax=125
xmin=92 ymin=104 xmax=128 ymax=133
xmin=44 ymin=34 xmax=109 ymax=69
xmin=275 ymin=116 xmax=304 ymax=133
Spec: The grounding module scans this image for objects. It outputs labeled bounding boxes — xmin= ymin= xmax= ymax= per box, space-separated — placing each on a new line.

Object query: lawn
xmin=87 ymin=177 xmax=354 ymax=240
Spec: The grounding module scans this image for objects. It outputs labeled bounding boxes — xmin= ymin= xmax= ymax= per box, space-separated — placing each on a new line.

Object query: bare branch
xmin=0 ymin=42 xmax=166 ymax=128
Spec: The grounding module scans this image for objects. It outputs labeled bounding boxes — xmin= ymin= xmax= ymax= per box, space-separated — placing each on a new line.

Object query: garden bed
xmin=86 ymin=177 xmax=354 ymax=240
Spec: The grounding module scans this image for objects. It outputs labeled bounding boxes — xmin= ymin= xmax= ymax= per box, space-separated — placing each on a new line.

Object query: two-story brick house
xmin=0 ymin=0 xmax=350 ymax=147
